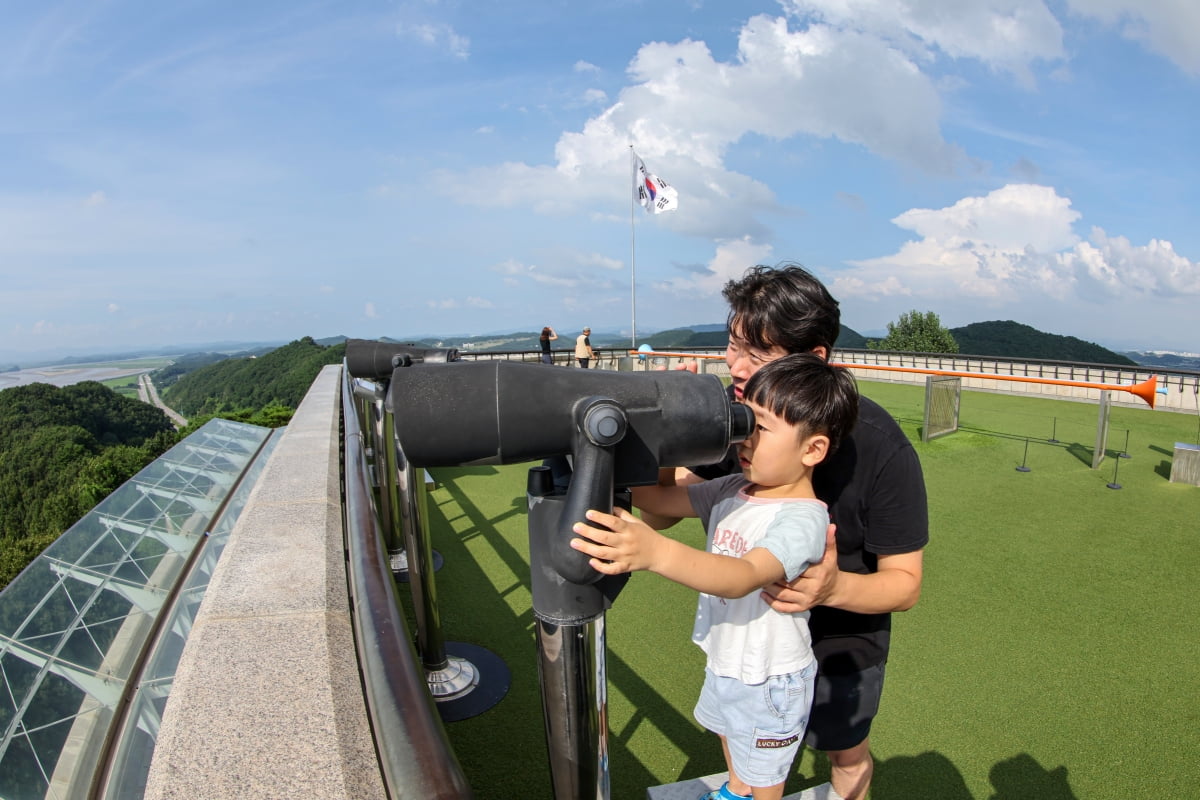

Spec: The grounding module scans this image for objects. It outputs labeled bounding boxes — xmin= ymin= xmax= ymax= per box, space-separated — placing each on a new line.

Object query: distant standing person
xmin=575 ymin=327 xmax=596 ymax=368
xmin=540 ymin=326 xmax=558 ymax=364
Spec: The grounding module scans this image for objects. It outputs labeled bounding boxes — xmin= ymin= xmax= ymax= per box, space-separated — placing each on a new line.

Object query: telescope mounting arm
xmin=549 ymin=397 xmax=628 ymax=585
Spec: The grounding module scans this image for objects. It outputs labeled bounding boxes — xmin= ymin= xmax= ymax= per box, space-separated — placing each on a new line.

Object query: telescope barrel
xmin=345 ymin=338 xmax=460 ymax=380
xmin=386 ymin=361 xmax=750 ymax=483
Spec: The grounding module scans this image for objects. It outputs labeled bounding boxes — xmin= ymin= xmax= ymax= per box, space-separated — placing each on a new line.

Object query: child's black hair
xmin=742 ymin=352 xmax=859 ymax=453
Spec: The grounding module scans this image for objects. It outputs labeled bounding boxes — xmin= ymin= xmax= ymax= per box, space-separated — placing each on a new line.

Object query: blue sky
xmin=3 ymin=0 xmax=1198 ymax=360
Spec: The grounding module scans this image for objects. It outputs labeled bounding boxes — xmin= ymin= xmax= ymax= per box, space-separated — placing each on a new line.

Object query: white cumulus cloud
xmin=397 ymin=21 xmax=469 ymax=60
xmin=780 ymin=0 xmax=1066 ymax=85
xmin=1066 ymin=0 xmax=1200 ymax=75
xmin=834 ymin=184 xmax=1200 ymax=308
xmin=437 ymin=12 xmax=961 ymax=241
xmin=656 ymin=238 xmax=776 ymax=298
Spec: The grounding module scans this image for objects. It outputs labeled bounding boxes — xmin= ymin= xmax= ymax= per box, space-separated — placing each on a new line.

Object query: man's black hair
xmin=723 ymin=263 xmax=841 ymax=356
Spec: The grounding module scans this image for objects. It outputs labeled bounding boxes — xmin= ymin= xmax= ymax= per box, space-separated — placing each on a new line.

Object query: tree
xmin=869 ymin=310 xmax=959 ymax=354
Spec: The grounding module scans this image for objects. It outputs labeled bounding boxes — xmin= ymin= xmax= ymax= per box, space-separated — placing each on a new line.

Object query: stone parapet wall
xmin=144 ymin=365 xmax=385 ymax=800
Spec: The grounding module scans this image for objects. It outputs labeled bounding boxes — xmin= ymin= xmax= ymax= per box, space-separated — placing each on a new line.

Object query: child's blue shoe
xmin=699 ymin=781 xmax=752 ymax=800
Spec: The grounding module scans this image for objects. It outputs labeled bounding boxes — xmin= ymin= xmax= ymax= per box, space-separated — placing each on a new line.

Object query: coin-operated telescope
xmin=387 ymin=360 xmax=752 ymax=799
xmin=345 ymin=339 xmax=512 ymax=725
xmin=345 ymin=339 xmax=461 ymax=379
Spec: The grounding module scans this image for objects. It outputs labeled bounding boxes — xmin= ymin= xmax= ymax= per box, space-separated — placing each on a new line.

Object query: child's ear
xmin=800 ymin=434 xmax=830 ymax=466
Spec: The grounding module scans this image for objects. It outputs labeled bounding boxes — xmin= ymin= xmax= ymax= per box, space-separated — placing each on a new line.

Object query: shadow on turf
xmin=1149 ymin=444 xmax=1176 ymax=479
xmin=424 ymin=469 xmax=724 ymax=798
xmin=942 ymin=424 xmax=1102 ymax=469
xmin=870 ymin=750 xmax=1078 ymax=799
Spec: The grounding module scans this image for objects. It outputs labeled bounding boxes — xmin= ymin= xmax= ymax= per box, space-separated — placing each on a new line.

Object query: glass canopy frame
xmin=0 ymin=418 xmax=278 ymax=800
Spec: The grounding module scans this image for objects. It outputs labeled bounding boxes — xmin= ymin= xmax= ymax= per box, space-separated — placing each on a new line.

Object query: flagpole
xmin=629 ymin=145 xmax=637 ymax=349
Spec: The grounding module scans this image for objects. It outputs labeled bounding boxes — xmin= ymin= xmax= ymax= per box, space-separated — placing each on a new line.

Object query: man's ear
xmin=810 ymin=345 xmax=830 ymax=361
xmin=801 ymin=434 xmax=830 ymax=466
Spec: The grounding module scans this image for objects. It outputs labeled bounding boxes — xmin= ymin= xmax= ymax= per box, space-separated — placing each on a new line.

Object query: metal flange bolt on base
xmin=394 ymin=549 xmax=444 ymax=582
xmin=428 ymin=656 xmax=480 ymax=700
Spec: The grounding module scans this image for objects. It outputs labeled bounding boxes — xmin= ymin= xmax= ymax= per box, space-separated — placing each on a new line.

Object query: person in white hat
xmin=574 ymin=327 xmax=596 ymax=368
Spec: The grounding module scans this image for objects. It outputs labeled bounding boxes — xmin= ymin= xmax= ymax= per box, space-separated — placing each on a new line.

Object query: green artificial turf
xmin=415 ymin=380 xmax=1200 ymax=799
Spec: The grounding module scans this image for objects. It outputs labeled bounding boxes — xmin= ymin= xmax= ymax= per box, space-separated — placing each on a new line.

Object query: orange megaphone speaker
xmin=1125 ymin=375 xmax=1158 ymax=409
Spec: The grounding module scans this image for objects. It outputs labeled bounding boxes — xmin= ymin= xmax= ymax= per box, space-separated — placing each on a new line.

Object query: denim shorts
xmin=693 ymin=662 xmax=817 ymax=787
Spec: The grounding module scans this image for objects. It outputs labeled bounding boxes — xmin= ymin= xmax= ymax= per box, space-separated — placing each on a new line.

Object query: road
xmin=139 ymin=374 xmax=188 ymax=428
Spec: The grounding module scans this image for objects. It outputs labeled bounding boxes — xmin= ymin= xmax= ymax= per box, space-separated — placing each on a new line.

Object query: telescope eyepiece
xmin=729 ymin=402 xmax=755 ymax=443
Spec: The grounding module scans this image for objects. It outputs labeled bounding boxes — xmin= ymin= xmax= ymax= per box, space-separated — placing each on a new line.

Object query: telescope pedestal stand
xmin=527 ymin=457 xmax=629 ymax=800
xmin=397 ymin=450 xmax=509 ymax=721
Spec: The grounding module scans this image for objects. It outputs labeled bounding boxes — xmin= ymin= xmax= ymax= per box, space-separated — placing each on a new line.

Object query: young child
xmin=571 ymin=353 xmax=859 ymax=800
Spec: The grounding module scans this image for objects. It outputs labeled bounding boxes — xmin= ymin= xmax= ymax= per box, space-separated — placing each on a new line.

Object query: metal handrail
xmin=339 ymin=365 xmax=473 ymax=799
xmin=458 ymin=346 xmax=1200 ymax=409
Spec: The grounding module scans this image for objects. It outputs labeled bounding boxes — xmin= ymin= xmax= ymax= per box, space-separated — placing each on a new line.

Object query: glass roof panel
xmin=0 ymin=418 xmax=274 ymax=800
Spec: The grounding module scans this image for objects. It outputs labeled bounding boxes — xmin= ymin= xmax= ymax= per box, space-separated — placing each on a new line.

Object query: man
xmin=651 ymin=264 xmax=928 ymax=800
xmin=575 ymin=326 xmax=596 ymax=369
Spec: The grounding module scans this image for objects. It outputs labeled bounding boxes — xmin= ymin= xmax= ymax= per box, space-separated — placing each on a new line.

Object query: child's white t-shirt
xmin=686 ymin=475 xmax=828 ymax=684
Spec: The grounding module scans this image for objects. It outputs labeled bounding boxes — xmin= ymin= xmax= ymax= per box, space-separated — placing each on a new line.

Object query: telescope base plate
xmin=431 ymin=642 xmax=510 ymax=723
xmin=394 ymin=549 xmax=444 ymax=581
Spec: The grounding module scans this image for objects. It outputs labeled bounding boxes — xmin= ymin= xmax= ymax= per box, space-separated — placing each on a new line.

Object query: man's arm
xmin=639 ymin=361 xmax=706 ymax=529
xmin=761 ymin=541 xmax=923 ymax=614
xmin=638 ymin=467 xmax=704 ymax=530
xmin=630 ymin=483 xmax=696 ymax=520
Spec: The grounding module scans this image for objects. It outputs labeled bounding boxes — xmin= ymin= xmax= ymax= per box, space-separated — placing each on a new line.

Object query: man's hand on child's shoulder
xmin=760 ymin=523 xmax=838 ymax=612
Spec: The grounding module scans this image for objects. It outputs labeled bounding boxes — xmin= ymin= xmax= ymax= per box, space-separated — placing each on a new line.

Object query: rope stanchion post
xmin=1107 ymin=451 xmax=1123 ymax=490
xmin=1017 ymin=438 xmax=1032 ymax=473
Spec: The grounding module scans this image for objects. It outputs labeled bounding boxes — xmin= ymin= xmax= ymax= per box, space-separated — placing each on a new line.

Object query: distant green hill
xmin=836 ymin=326 xmax=869 ymax=349
xmin=594 ymin=320 xmax=1128 ymax=365
xmin=0 ymin=382 xmax=176 ymax=588
xmin=151 ymin=352 xmax=230 ymax=389
xmin=641 ymin=328 xmax=727 ymax=349
xmin=1124 ymin=351 xmax=1200 ymax=370
xmin=636 ymin=324 xmax=868 ymax=351
xmin=162 ymin=337 xmax=346 ymax=416
xmin=950 ymin=321 xmax=1136 ymax=365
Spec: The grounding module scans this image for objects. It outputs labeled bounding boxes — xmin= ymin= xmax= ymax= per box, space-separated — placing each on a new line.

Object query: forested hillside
xmin=162 ymin=337 xmax=346 ymax=416
xmin=0 ymin=338 xmax=347 ymax=589
xmin=150 ymin=352 xmax=230 ymax=389
xmin=641 ymin=328 xmax=728 ymax=349
xmin=950 ymin=321 xmax=1136 ymax=365
xmin=638 ymin=324 xmax=867 ymax=351
xmin=836 ymin=325 xmax=868 ymax=349
xmin=0 ymin=382 xmax=176 ymax=588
